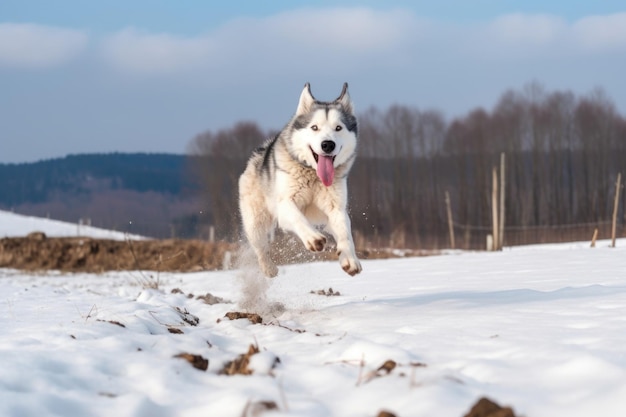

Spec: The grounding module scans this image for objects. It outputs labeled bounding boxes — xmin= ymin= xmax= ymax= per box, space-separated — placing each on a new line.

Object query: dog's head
xmin=289 ymin=82 xmax=357 ymax=187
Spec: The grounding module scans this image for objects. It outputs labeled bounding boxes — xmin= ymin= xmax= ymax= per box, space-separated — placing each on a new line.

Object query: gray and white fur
xmin=238 ymin=82 xmax=362 ymax=277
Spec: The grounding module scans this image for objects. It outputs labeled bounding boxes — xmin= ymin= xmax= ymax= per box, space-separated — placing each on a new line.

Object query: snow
xmin=0 ymin=209 xmax=143 ymax=240
xmin=1 ymin=212 xmax=626 ymax=416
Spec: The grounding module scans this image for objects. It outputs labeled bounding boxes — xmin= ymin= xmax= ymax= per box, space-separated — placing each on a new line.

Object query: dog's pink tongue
xmin=316 ymin=155 xmax=335 ymax=187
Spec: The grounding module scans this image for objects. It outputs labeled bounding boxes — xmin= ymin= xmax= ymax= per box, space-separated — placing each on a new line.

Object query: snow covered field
xmin=1 ymin=212 xmax=625 ymax=416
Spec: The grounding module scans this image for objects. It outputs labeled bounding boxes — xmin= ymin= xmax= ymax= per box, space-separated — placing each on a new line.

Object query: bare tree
xmin=184 ymin=85 xmax=626 ymax=249
xmin=188 ymin=121 xmax=267 ymax=239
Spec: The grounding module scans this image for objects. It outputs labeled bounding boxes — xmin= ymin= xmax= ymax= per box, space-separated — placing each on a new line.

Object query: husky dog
xmin=238 ymin=82 xmax=362 ymax=277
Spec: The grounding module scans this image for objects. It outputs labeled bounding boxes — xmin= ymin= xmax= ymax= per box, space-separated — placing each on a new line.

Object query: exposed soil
xmin=463 ymin=397 xmax=518 ymax=417
xmin=219 ymin=344 xmax=260 ymax=376
xmin=173 ymin=353 xmax=209 ymax=371
xmin=222 ymin=312 xmax=263 ymax=324
xmin=0 ymin=232 xmax=236 ymax=273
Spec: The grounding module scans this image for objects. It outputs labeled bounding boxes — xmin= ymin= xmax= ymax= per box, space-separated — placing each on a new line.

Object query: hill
xmin=0 ymin=153 xmax=204 ymax=238
xmin=0 ymin=153 xmax=193 ymax=204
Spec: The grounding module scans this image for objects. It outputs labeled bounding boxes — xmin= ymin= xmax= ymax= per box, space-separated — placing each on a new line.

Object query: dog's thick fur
xmin=238 ymin=82 xmax=362 ymax=277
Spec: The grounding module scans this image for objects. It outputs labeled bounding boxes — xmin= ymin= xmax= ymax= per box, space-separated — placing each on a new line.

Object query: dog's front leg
xmin=327 ymin=208 xmax=362 ymax=276
xmin=277 ymin=199 xmax=327 ymax=252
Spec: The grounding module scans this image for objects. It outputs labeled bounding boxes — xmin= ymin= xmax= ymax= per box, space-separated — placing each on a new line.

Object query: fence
xmin=353 ymin=220 xmax=625 ymax=252
xmin=452 ymin=221 xmax=622 ymax=250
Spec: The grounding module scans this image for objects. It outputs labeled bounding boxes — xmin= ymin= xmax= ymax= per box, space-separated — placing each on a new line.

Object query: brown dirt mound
xmin=0 ymin=233 xmax=235 ymax=273
xmin=173 ymin=353 xmax=209 ymax=371
xmin=463 ymin=397 xmax=518 ymax=417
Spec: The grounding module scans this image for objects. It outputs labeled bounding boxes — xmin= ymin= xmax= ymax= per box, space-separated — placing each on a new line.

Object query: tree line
xmin=188 ymin=84 xmax=626 ymax=249
xmin=0 ymin=153 xmax=190 ymax=206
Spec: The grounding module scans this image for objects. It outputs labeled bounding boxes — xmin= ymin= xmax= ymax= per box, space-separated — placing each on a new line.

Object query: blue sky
xmin=1 ymin=1 xmax=625 ymax=163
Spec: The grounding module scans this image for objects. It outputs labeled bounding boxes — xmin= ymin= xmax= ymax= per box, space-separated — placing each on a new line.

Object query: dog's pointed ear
xmin=336 ymin=82 xmax=353 ymax=113
xmin=296 ymin=83 xmax=316 ymax=115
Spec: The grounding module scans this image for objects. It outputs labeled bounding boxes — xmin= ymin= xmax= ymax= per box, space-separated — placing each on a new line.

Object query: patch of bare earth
xmin=221 ymin=312 xmax=263 ymax=325
xmin=219 ymin=344 xmax=260 ymax=376
xmin=0 ymin=233 xmax=235 ymax=273
xmin=463 ymin=397 xmax=519 ymax=417
xmin=173 ymin=353 xmax=209 ymax=371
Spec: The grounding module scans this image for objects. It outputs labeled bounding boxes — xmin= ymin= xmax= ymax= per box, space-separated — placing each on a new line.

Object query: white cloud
xmin=572 ymin=13 xmax=626 ymax=51
xmin=0 ymin=23 xmax=88 ymax=68
xmin=243 ymin=7 xmax=416 ymax=52
xmin=3 ymin=10 xmax=625 ymax=76
xmin=483 ymin=12 xmax=626 ymax=54
xmin=95 ymin=8 xmax=626 ymax=87
xmin=100 ymin=28 xmax=216 ymax=74
xmin=99 ymin=8 xmax=417 ymax=75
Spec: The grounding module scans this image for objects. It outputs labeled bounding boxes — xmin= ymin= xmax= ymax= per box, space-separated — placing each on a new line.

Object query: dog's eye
xmin=335 ymin=125 xmax=343 ymax=131
xmin=311 ymin=125 xmax=318 ymax=131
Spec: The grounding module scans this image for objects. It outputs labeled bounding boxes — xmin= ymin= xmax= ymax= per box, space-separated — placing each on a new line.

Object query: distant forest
xmin=0 ymin=153 xmax=202 ymax=238
xmin=0 ymin=153 xmax=189 ymax=205
xmin=189 ymin=83 xmax=626 ymax=249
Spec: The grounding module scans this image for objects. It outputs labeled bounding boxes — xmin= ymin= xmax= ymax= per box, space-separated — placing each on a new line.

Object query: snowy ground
xmin=0 ymin=210 xmax=142 ymax=240
xmin=1 ymin=232 xmax=626 ymax=416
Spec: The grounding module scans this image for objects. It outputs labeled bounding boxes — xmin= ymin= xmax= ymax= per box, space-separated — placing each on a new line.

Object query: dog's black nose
xmin=321 ymin=140 xmax=336 ymax=154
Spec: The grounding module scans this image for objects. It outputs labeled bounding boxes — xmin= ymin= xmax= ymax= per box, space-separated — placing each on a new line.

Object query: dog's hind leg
xmin=240 ymin=201 xmax=278 ymax=278
xmin=239 ymin=164 xmax=279 ymax=277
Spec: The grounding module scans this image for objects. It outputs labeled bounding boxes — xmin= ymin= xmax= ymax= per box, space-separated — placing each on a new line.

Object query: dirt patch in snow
xmin=219 ymin=344 xmax=260 ymax=376
xmin=0 ymin=233 xmax=235 ymax=273
xmin=463 ymin=397 xmax=518 ymax=417
xmin=222 ymin=312 xmax=263 ymax=324
xmin=174 ymin=353 xmax=209 ymax=371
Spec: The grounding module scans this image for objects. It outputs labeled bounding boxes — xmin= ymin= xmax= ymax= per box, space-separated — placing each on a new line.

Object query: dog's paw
xmin=339 ymin=253 xmax=362 ymax=276
xmin=303 ymin=232 xmax=327 ymax=252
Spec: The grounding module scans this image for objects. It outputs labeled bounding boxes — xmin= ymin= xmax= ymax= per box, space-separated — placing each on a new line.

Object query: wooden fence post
xmin=591 ymin=228 xmax=598 ymax=248
xmin=499 ymin=153 xmax=506 ymax=250
xmin=611 ymin=173 xmax=622 ymax=248
xmin=445 ymin=191 xmax=455 ymax=249
xmin=491 ymin=167 xmax=499 ymax=251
